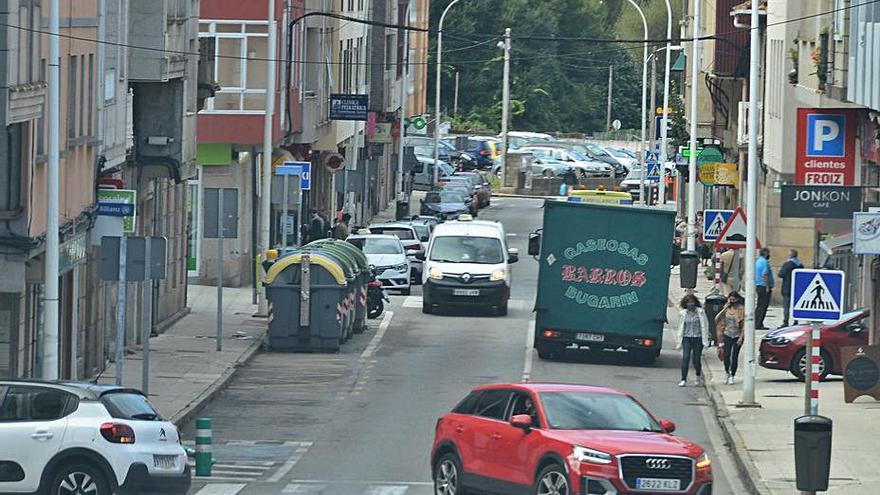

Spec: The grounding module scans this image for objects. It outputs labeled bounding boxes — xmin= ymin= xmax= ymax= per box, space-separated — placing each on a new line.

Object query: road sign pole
xmin=217 ymin=192 xmax=224 ymax=352
xmin=297 ymin=175 xmax=303 ymax=246
xmin=713 ymin=246 xmax=721 ymax=293
xmin=115 ymin=235 xmax=127 ymax=386
xmin=282 ymin=174 xmax=289 ymax=249
xmin=142 ymin=238 xmax=152 ymax=394
xmin=805 ymin=322 xmax=821 ymax=416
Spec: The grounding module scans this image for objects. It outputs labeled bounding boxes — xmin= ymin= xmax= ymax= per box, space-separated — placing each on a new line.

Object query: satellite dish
xmin=324 ymin=153 xmax=345 ymax=173
xmin=612 ymin=119 xmax=622 ymax=131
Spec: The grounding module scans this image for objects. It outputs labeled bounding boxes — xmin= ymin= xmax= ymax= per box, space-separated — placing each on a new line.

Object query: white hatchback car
xmin=0 ymin=381 xmax=190 ymax=495
xmin=347 ymin=234 xmax=412 ymax=295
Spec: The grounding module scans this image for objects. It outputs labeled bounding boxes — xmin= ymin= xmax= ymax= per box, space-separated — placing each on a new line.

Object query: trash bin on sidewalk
xmin=794 ymin=415 xmax=833 ymax=492
xmin=679 ymin=250 xmax=699 ymax=289
xmin=264 ymin=251 xmax=351 ymax=352
xmin=306 ymin=239 xmax=370 ymax=335
xmin=704 ymin=293 xmax=726 ymax=345
xmin=396 ymin=200 xmax=410 ymax=220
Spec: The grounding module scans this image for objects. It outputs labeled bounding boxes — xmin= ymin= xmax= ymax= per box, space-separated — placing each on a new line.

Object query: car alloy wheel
xmin=54 ymin=464 xmax=107 ymax=495
xmin=797 ymin=348 xmax=829 ymax=380
xmin=435 ymin=456 xmax=460 ymax=495
xmin=537 ymin=468 xmax=569 ymax=495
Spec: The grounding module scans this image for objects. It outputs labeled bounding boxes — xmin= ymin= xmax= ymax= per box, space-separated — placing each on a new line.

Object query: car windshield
xmin=568 ymin=150 xmax=591 ymax=161
xmin=426 ymin=192 xmax=464 ymax=203
xmin=358 ymin=238 xmax=403 ymax=254
xmin=371 ymin=227 xmax=415 ymax=240
xmin=101 ymin=392 xmax=163 ymax=421
xmin=586 ymin=144 xmax=612 ymax=157
xmin=430 ymin=236 xmax=504 ymax=264
xmin=539 ymin=392 xmax=662 ymax=432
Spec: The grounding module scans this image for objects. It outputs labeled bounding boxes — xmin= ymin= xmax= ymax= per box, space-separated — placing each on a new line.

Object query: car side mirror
xmin=528 ymin=232 xmax=541 ymax=256
xmin=415 ymin=252 xmax=426 ymax=261
xmin=510 ymin=414 xmax=533 ymax=431
xmin=508 ymin=248 xmax=519 ymax=264
xmin=659 ymin=419 xmax=676 ymax=433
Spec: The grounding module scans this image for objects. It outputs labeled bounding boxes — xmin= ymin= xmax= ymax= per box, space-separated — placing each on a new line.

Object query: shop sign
xmin=98 ymin=189 xmax=137 ymax=233
xmin=329 ymin=94 xmax=369 ymax=121
xmin=796 ymin=108 xmax=858 ymax=185
xmin=853 ymin=212 xmax=880 ymax=255
xmin=59 ymin=232 xmax=88 ymax=274
xmin=373 ymin=123 xmax=393 ymax=144
xmin=842 ymin=345 xmax=880 ymax=403
xmin=780 ymin=185 xmax=861 ymax=219
xmin=713 ymin=163 xmax=739 ymax=186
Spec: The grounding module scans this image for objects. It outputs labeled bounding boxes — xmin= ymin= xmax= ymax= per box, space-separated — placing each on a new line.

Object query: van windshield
xmin=430 ymin=236 xmax=504 ymax=264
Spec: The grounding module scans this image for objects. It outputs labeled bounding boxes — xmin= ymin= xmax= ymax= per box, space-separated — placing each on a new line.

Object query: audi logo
xmin=645 ymin=458 xmax=672 ymax=470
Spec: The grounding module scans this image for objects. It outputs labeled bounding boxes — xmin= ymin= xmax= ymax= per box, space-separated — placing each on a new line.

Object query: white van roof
xmin=433 ymin=220 xmax=504 ymax=239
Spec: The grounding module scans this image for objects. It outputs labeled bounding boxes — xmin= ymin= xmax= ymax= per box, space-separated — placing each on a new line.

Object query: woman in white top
xmin=676 ymin=294 xmax=710 ymax=387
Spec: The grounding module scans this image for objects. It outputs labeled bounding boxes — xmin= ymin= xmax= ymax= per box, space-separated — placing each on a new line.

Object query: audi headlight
xmin=572 ymin=445 xmax=612 ymax=465
xmin=429 ymin=267 xmax=444 ymax=280
xmin=490 ymin=269 xmax=506 ymax=281
xmin=696 ymin=452 xmax=711 ymax=469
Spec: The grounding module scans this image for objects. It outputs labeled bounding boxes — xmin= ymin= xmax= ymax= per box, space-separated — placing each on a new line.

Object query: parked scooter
xmin=367 ymin=266 xmax=390 ymax=319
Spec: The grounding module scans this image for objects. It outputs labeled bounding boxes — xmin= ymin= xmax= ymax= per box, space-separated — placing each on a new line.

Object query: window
xmin=473 ymin=389 xmax=511 ymax=420
xmin=199 ymin=21 xmax=270 ymax=113
xmin=508 ymin=392 xmax=540 ymax=427
xmin=67 ymin=55 xmax=77 ymax=139
xmin=385 ymin=34 xmax=395 ymax=72
xmin=0 ymin=387 xmax=75 ymax=422
xmin=101 ymin=392 xmax=163 ymax=421
xmin=79 ymin=53 xmax=86 ymax=137
xmin=452 ymin=392 xmax=481 ymax=415
xmin=430 ymin=236 xmax=504 ymax=264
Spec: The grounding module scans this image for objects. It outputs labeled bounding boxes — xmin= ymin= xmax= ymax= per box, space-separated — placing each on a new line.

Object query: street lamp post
xmin=397 ymin=0 xmax=412 ymax=201
xmin=433 ymin=0 xmax=462 ymax=184
xmin=659 ymin=0 xmax=673 ymax=205
xmin=499 ymin=28 xmax=512 ymax=186
xmin=686 ymin=0 xmax=701 ymax=251
xmin=626 ymin=0 xmax=648 ymax=206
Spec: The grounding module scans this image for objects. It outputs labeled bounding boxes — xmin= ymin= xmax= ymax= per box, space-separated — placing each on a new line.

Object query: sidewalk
xmin=670 ymin=269 xmax=880 ymax=494
xmin=99 ymin=285 xmax=265 ymax=428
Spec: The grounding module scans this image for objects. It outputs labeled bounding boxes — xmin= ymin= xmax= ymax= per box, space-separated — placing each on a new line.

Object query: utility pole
xmin=433 ymin=0 xmax=462 ymax=184
xmin=659 ymin=0 xmax=674 ymax=205
xmin=453 ymin=70 xmax=460 ymax=119
xmin=742 ymin=0 xmax=762 ymax=407
xmin=500 ymin=28 xmax=511 ymax=186
xmin=626 ymin=0 xmax=647 ymax=207
xmin=397 ymin=0 xmax=412 ymax=202
xmin=686 ymin=0 xmax=701 ymax=252
xmin=258 ymin=0 xmax=277 ymax=315
xmin=43 ymin=0 xmax=60 ymax=380
xmin=650 ymin=54 xmax=658 ymax=151
xmin=606 ymin=65 xmax=614 ymax=131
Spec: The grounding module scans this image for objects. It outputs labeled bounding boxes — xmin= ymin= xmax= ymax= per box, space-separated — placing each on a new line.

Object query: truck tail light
xmin=543 ymin=329 xmax=562 ymax=339
xmin=100 ymin=423 xmax=136 ymax=444
xmin=635 ymin=338 xmax=655 ymax=347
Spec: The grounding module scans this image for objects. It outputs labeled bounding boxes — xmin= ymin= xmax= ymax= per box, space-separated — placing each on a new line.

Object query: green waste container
xmin=306 ymin=239 xmax=371 ymax=335
xmin=264 ymin=251 xmax=351 ymax=352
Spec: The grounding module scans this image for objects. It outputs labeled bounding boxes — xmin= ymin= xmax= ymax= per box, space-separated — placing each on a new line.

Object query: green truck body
xmin=532 ymin=200 xmax=676 ymax=362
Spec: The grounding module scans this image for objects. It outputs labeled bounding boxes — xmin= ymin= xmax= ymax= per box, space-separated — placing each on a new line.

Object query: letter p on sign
xmin=807 ymin=114 xmax=846 ymax=157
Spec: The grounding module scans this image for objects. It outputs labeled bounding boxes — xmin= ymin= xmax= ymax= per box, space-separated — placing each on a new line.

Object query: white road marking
xmin=192 ymin=484 xmax=247 ymax=495
xmin=364 ymin=485 xmax=409 ymax=495
xmin=283 ymin=483 xmax=327 ymax=494
xmin=505 ymin=232 xmax=518 ymax=237
xmin=360 ymin=311 xmax=394 ymax=360
xmin=522 ymin=321 xmax=535 ymax=382
xmin=266 ymin=441 xmax=314 ymax=483
xmin=287 ymin=480 xmax=433 ymax=486
xmin=402 ymin=296 xmax=422 ymax=308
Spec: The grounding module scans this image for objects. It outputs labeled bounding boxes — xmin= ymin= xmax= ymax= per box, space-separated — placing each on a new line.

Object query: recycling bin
xmin=704 ymin=293 xmax=727 ymax=345
xmin=264 ymin=251 xmax=350 ymax=352
xmin=679 ymin=250 xmax=699 ymax=289
xmin=396 ymin=200 xmax=410 ymax=220
xmin=794 ymin=415 xmax=832 ymax=492
xmin=306 ymin=239 xmax=370 ymax=335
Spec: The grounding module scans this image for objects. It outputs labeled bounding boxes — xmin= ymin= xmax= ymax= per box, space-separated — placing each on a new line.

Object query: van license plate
xmin=453 ymin=289 xmax=480 ymax=296
xmin=576 ymin=333 xmax=604 ymax=342
xmin=636 ymin=478 xmax=680 ymax=490
xmin=153 ymin=455 xmax=177 ymax=469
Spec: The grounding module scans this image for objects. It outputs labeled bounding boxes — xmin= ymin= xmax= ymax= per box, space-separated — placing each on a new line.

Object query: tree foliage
xmin=429 ymin=0 xmax=646 ymax=134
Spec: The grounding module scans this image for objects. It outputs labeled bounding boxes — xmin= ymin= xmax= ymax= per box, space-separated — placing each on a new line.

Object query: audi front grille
xmin=618 ymin=455 xmax=694 ymax=492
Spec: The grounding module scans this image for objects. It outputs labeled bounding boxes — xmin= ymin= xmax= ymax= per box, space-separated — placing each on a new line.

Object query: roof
xmin=347 ymin=234 xmax=398 ymax=240
xmin=473 ymin=382 xmax=628 ymax=395
xmin=369 ymin=223 xmax=417 ymax=230
xmin=0 ymin=380 xmax=137 ymax=399
xmin=433 ymin=221 xmax=503 ymax=239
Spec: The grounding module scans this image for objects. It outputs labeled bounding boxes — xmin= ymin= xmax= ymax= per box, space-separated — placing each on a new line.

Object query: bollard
xmin=195 ymin=418 xmax=213 ymax=476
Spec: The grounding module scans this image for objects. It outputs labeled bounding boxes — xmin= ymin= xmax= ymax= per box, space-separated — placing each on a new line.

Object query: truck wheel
xmin=536 ymin=342 xmax=563 ymax=360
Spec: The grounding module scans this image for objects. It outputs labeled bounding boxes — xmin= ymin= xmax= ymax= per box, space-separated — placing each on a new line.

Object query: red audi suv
xmin=431 ymin=383 xmax=713 ymax=495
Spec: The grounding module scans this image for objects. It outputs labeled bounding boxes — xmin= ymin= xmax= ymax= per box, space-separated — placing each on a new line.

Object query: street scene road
xmin=184 ymin=198 xmax=745 ymax=495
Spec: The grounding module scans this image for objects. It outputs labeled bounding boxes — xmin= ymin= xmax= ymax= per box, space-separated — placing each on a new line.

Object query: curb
xmin=701 ymin=360 xmax=771 ymax=495
xmin=492 ymin=193 xmax=563 ymax=200
xmin=171 ymin=330 xmax=266 ymax=429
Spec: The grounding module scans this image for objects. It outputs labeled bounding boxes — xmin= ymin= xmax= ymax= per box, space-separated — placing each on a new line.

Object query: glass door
xmin=187 ymin=171 xmax=201 ymax=277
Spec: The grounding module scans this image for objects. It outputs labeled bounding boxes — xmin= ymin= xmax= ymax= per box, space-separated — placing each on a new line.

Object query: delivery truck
xmin=527 ymin=200 xmax=676 ymax=364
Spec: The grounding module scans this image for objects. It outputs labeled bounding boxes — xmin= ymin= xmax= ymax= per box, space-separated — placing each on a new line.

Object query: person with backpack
xmin=777 ymin=249 xmax=804 ymax=327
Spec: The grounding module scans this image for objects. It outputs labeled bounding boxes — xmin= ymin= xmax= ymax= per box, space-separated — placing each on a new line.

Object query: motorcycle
xmin=367 ymin=268 xmax=390 ymax=319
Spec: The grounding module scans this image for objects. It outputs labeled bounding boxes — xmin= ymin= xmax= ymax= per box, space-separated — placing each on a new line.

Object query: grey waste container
xmin=679 ymin=250 xmax=699 ymax=289
xmin=306 ymin=240 xmax=366 ymax=338
xmin=396 ymin=200 xmax=409 ymax=220
xmin=794 ymin=415 xmax=832 ymax=492
xmin=264 ymin=252 xmax=350 ymax=352
xmin=704 ymin=293 xmax=727 ymax=345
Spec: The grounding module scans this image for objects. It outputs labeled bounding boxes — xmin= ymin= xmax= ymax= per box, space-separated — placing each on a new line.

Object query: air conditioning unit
xmin=737 ymin=101 xmax=764 ymax=146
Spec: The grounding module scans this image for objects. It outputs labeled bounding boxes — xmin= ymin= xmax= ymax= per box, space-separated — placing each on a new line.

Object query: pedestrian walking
xmin=333 ymin=213 xmax=351 ymax=240
xmin=715 ymin=291 xmax=745 ymax=384
xmin=755 ymin=247 xmax=774 ymax=330
xmin=676 ymin=294 xmax=710 ymax=387
xmin=777 ymin=249 xmax=803 ymax=327
xmin=719 ymin=248 xmax=740 ymax=295
xmin=309 ymin=209 xmax=326 ymax=241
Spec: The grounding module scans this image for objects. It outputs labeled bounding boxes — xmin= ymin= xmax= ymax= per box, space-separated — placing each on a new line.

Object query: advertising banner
xmin=796 ymin=108 xmax=859 ymax=186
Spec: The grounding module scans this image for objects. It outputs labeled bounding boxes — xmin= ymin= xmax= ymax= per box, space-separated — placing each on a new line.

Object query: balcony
xmin=737 ymin=101 xmax=763 ymax=147
xmin=128 ymin=0 xmax=190 ymax=82
xmin=6 ymin=82 xmax=47 ymax=125
xmin=292 ymin=92 xmax=330 ymax=144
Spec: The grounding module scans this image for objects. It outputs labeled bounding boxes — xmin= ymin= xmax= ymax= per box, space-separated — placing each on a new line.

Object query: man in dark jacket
xmin=777 ymin=249 xmax=803 ymax=327
xmin=309 ymin=209 xmax=326 ymax=241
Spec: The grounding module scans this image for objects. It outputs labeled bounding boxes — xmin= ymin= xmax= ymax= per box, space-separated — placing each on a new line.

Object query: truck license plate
xmin=453 ymin=289 xmax=480 ymax=296
xmin=576 ymin=333 xmax=604 ymax=342
xmin=636 ymin=478 xmax=681 ymax=490
xmin=153 ymin=455 xmax=177 ymax=469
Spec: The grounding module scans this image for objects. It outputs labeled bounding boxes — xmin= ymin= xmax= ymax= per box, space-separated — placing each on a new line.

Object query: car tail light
xmin=479 ymin=149 xmax=489 ymax=156
xmin=100 ymin=423 xmax=136 ymax=444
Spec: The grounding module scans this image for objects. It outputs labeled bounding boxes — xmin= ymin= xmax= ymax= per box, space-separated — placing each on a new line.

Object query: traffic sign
xmin=796 ymin=108 xmax=858 ymax=186
xmin=703 ymin=210 xmax=733 ymax=242
xmin=276 ymin=161 xmax=311 ymax=190
xmin=646 ymin=162 xmax=661 ymax=182
xmin=715 ymin=207 xmax=760 ymax=248
xmin=790 ymin=269 xmax=845 ymax=322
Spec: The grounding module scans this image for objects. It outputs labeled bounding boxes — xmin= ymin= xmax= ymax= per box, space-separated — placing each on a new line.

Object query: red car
xmin=759 ymin=309 xmax=869 ymax=380
xmin=431 ymin=383 xmax=713 ymax=495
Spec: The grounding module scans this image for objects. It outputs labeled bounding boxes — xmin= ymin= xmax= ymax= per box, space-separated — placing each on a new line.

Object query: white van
xmin=420 ymin=217 xmax=518 ymax=316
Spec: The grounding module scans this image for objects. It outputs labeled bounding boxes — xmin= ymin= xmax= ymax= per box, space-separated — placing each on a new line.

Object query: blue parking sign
xmin=790 ymin=269 xmax=845 ymax=322
xmin=806 ymin=114 xmax=846 ymax=158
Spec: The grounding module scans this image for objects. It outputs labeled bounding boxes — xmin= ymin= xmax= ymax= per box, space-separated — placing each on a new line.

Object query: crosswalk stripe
xmin=283 ymin=483 xmax=328 ymax=494
xmin=364 ymin=485 xmax=409 ymax=495
xmin=192 ymin=483 xmax=247 ymax=495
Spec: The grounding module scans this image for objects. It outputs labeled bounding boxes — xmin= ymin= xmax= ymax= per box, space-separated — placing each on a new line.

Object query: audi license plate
xmin=153 ymin=455 xmax=177 ymax=469
xmin=453 ymin=289 xmax=480 ymax=296
xmin=635 ymin=478 xmax=681 ymax=491
xmin=576 ymin=333 xmax=605 ymax=342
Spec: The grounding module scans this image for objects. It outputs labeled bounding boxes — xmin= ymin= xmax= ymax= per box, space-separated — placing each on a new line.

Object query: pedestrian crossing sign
xmin=790 ymin=269 xmax=845 ymax=322
xmin=646 ymin=162 xmax=661 ymax=182
xmin=703 ymin=209 xmax=733 ymax=242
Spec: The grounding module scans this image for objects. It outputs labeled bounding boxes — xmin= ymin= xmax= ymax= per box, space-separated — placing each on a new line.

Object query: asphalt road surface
xmin=184 ymin=197 xmax=746 ymax=495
